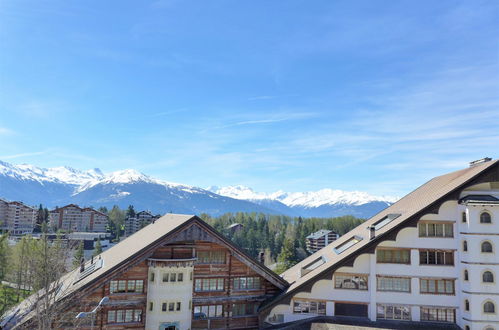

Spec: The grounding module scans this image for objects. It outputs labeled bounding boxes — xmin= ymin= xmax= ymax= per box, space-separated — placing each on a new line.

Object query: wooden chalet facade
xmin=2 ymin=214 xmax=287 ymax=330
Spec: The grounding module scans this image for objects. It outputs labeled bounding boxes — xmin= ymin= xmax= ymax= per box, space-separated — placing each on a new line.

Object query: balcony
xmin=147 ymin=257 xmax=197 ymax=268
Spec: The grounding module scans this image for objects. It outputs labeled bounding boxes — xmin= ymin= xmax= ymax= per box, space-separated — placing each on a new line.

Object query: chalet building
xmin=125 ymin=211 xmax=160 ymax=236
xmin=227 ymin=223 xmax=244 ymax=234
xmin=261 ymin=158 xmax=499 ymax=330
xmin=49 ymin=204 xmax=108 ymax=233
xmin=305 ymin=229 xmax=339 ymax=253
xmin=0 ymin=198 xmax=36 ymax=235
xmin=2 ymin=214 xmax=287 ymax=329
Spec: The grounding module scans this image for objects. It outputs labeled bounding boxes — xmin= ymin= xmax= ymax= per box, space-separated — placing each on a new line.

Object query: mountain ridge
xmin=0 ymin=160 xmax=395 ymax=218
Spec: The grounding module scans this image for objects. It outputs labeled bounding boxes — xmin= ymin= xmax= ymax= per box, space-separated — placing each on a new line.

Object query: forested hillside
xmin=201 ymin=212 xmax=364 ymax=273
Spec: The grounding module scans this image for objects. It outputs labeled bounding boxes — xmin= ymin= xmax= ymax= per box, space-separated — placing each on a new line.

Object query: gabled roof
xmin=262 ymin=159 xmax=499 ymax=312
xmin=3 ymin=213 xmax=287 ymax=327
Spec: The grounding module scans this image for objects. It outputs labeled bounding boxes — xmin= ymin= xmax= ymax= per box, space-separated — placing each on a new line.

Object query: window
xmin=168 ymin=302 xmax=175 ymax=311
xmin=162 ymin=273 xmax=169 ymax=282
xmin=419 ymin=250 xmax=454 ymax=265
xmin=465 ymin=300 xmax=470 ymax=311
xmin=372 ymin=213 xmax=401 ymax=230
xmin=482 ymin=241 xmax=493 ymax=253
xmin=334 ymin=274 xmax=368 ymax=290
xmin=377 ymin=249 xmax=410 ymax=264
xmin=377 ymin=276 xmax=411 ymax=292
xmin=233 ymin=277 xmax=261 ymax=290
xmin=196 ymin=250 xmax=226 ymax=264
xmin=462 ymin=212 xmax=467 ymax=223
xmin=334 ymin=236 xmax=363 ymax=254
xmin=193 ymin=305 xmax=223 ymax=319
xmin=483 ymin=271 xmax=494 ymax=283
xmin=194 ymin=278 xmax=224 ymax=292
xmin=162 ymin=303 xmax=167 ymax=312
xmin=178 ymin=273 xmax=183 ymax=282
xmin=232 ymin=303 xmax=259 ymax=317
xmin=107 ymin=309 xmax=142 ymax=323
xmin=149 ymin=302 xmax=153 ymax=311
xmin=484 ymin=301 xmax=495 ymax=314
xmin=292 ymin=300 xmax=326 ymax=315
xmin=420 ymin=307 xmax=455 ymax=323
xmin=109 ymin=280 xmax=144 ymax=294
xmin=170 ymin=273 xmax=176 ymax=282
xmin=376 ymin=304 xmax=411 ymax=321
xmin=480 ymin=212 xmax=492 ymax=224
xmin=419 ymin=222 xmax=453 ymax=238
xmin=463 ymin=241 xmax=468 ymax=252
xmin=150 ymin=272 xmax=155 ymax=282
xmin=420 ymin=278 xmax=455 ymax=295
xmin=176 ymin=302 xmax=181 ymax=311
xmin=464 ymin=270 xmax=469 ymax=281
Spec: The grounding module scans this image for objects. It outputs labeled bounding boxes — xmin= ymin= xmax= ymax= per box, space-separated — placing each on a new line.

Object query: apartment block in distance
xmin=0 ymin=198 xmax=36 ymax=235
xmin=261 ymin=158 xmax=499 ymax=330
xmin=125 ymin=211 xmax=159 ymax=236
xmin=3 ymin=214 xmax=287 ymax=329
xmin=306 ymin=229 xmax=339 ymax=253
xmin=49 ymin=204 xmax=108 ymax=233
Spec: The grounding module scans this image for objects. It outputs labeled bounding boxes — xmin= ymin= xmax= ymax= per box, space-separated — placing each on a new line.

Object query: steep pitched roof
xmin=262 ymin=159 xmax=499 ymax=311
xmin=2 ymin=213 xmax=287 ymax=327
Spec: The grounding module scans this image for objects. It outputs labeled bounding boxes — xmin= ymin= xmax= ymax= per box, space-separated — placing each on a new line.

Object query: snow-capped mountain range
xmin=0 ymin=160 xmax=397 ymax=218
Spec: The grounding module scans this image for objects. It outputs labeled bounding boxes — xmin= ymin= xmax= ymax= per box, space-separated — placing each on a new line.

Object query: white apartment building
xmin=49 ymin=204 xmax=108 ymax=233
xmin=0 ymin=198 xmax=36 ymax=235
xmin=262 ymin=158 xmax=499 ymax=330
xmin=125 ymin=211 xmax=159 ymax=236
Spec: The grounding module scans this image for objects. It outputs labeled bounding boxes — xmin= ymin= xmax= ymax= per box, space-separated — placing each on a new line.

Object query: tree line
xmin=200 ymin=212 xmax=364 ymax=273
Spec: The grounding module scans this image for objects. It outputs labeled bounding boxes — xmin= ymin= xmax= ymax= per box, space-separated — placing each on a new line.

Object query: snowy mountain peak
xmin=211 ymin=185 xmax=398 ymax=207
xmin=102 ymin=169 xmax=153 ymax=184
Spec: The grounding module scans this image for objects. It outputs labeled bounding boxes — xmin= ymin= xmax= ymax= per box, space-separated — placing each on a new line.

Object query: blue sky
xmin=0 ymin=0 xmax=498 ymax=196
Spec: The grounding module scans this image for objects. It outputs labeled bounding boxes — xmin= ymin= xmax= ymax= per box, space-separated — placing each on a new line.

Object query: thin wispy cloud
xmin=0 ymin=151 xmax=47 ymax=160
xmin=0 ymin=127 xmax=15 ymax=136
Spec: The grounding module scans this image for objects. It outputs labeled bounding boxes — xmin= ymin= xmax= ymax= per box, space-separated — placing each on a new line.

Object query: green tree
xmin=0 ymin=234 xmax=9 ymax=280
xmin=93 ymin=238 xmax=103 ymax=256
xmin=275 ymin=238 xmax=297 ymax=274
xmin=73 ymin=241 xmax=84 ymax=268
xmin=108 ymin=205 xmax=125 ymax=240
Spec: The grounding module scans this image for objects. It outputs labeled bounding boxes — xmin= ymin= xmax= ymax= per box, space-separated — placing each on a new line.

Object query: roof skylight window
xmin=333 ymin=236 xmax=363 ymax=254
xmin=372 ymin=213 xmax=401 ymax=231
xmin=300 ymin=256 xmax=326 ymax=277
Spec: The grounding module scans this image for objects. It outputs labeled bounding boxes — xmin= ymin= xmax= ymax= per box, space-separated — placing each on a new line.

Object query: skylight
xmin=372 ymin=213 xmax=401 ymax=231
xmin=333 ymin=235 xmax=363 ymax=254
xmin=301 ymin=256 xmax=326 ymax=276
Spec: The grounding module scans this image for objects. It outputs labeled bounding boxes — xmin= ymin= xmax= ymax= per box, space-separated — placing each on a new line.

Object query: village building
xmin=125 ymin=211 xmax=160 ymax=236
xmin=305 ymin=229 xmax=339 ymax=253
xmin=0 ymin=198 xmax=37 ymax=235
xmin=2 ymin=214 xmax=287 ymax=329
xmin=49 ymin=204 xmax=108 ymax=233
xmin=261 ymin=158 xmax=499 ymax=330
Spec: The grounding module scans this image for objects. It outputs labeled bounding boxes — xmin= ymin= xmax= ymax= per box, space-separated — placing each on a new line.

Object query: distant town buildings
xmin=125 ymin=210 xmax=159 ymax=236
xmin=49 ymin=204 xmax=108 ymax=232
xmin=0 ymin=199 xmax=36 ymax=235
xmin=305 ymin=229 xmax=339 ymax=253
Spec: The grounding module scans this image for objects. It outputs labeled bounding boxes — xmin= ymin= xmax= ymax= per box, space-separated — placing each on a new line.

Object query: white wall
xmin=266 ymin=187 xmax=499 ymax=329
xmin=145 ymin=265 xmax=193 ymax=330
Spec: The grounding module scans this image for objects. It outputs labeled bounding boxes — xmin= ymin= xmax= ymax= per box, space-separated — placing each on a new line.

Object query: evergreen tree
xmin=73 ymin=241 xmax=84 ymax=268
xmin=126 ymin=205 xmax=136 ymax=218
xmin=93 ymin=238 xmax=103 ymax=256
